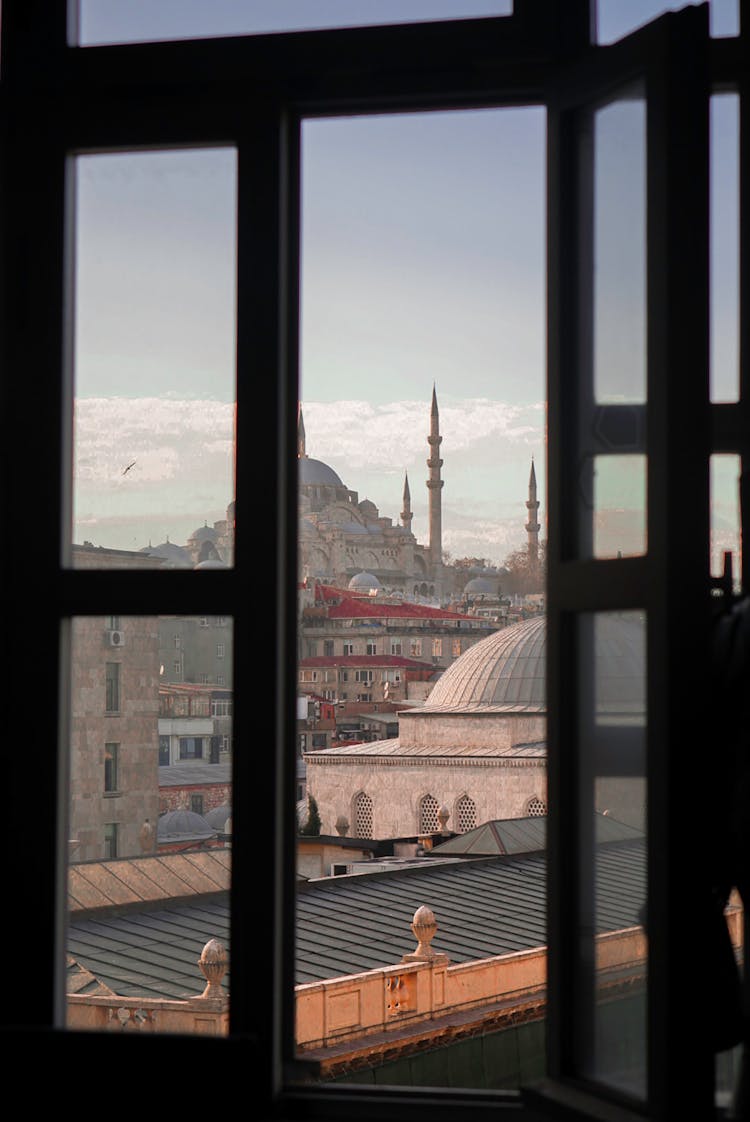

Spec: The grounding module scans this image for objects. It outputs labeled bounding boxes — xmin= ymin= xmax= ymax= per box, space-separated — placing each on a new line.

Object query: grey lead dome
xmin=424 ymin=613 xmax=645 ymax=715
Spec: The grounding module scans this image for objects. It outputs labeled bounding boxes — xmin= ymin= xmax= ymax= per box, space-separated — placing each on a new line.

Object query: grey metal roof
xmin=68 ymin=895 xmax=230 ymax=1000
xmin=430 ymin=813 xmax=642 ymax=857
xmin=66 ymin=838 xmax=645 ymax=995
xmin=158 ymin=763 xmax=232 ymax=787
xmin=308 ymin=737 xmax=546 ymax=761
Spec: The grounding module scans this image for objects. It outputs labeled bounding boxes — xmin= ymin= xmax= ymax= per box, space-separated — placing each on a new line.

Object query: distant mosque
xmin=135 ymin=387 xmax=542 ymax=592
xmin=298 ymin=387 xmax=542 ymax=605
xmin=139 ymin=502 xmax=235 ymax=569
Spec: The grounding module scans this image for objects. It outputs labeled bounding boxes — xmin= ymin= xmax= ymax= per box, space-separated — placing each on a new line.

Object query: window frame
xmin=0 ymin=1 xmax=737 ymax=1119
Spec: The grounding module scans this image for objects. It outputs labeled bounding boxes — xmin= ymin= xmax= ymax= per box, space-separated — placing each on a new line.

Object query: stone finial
xmin=198 ymin=938 xmax=228 ymax=998
xmin=402 ymin=904 xmax=449 ymax=964
xmin=335 ymin=815 xmax=350 ymax=837
xmin=437 ymin=805 xmax=450 ymax=834
xmin=138 ymin=819 xmax=155 ymax=853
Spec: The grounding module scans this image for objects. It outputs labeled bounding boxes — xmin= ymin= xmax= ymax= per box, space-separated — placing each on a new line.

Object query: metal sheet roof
xmin=66 ymin=839 xmax=645 ymax=995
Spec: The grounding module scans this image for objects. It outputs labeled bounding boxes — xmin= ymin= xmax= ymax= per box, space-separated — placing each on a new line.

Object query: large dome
xmin=298 ymin=457 xmax=344 ymax=487
xmin=424 ymin=613 xmax=645 ymax=714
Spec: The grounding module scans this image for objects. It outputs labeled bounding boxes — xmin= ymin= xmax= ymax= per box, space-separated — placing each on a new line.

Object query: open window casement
xmin=0 ymin=2 xmax=739 ymax=1120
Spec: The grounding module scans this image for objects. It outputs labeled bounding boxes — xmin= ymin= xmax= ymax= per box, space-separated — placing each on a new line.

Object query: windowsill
xmin=103 ymin=790 xmax=122 ymax=798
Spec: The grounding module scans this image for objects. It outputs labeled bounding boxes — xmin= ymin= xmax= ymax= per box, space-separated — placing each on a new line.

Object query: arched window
xmin=352 ymin=791 xmax=373 ymax=838
xmin=526 ymin=795 xmax=547 ymax=818
xmin=419 ymin=793 xmax=440 ymax=835
xmin=455 ymin=794 xmax=477 ymax=833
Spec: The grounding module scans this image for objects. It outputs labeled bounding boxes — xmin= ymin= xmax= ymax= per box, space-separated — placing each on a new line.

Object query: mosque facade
xmin=300 ymin=387 xmax=473 ymax=604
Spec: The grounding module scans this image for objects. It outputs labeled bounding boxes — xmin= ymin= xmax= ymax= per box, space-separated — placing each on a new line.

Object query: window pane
xmin=66 ymin=614 xmax=233 ymax=1036
xmin=710 ymin=93 xmax=739 ymax=403
xmin=593 ymin=454 xmax=647 ymax=559
xmin=710 ymin=454 xmax=741 ymax=590
xmin=596 ymin=1 xmax=738 ymax=44
xmin=297 ymin=107 xmax=549 ymax=1090
xmin=593 ymin=94 xmax=646 ymax=405
xmin=576 ymin=611 xmax=647 ymax=1098
xmin=70 ymin=149 xmax=236 ymax=568
xmin=577 ymin=87 xmax=647 ymax=560
xmin=76 ymin=1 xmax=513 ymax=45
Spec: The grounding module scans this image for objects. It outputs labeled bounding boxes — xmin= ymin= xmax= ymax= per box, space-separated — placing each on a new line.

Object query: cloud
xmin=74 ymin=397 xmax=234 ymax=484
xmin=301 ymin=397 xmax=543 ymax=472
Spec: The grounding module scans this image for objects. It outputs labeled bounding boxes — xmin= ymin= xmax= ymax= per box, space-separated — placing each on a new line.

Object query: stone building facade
xmin=68 ymin=614 xmax=161 ymax=862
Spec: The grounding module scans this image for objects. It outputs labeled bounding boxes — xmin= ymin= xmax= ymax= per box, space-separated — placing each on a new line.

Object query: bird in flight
xmin=122 ymin=460 xmax=137 ymax=476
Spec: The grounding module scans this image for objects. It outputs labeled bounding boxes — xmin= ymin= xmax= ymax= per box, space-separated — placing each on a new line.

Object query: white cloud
xmin=74 ymin=397 xmax=234 ymax=484
xmin=301 ymin=397 xmax=544 ymax=471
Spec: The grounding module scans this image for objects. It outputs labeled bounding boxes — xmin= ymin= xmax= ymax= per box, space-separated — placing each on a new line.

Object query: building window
xmin=355 ymin=669 xmax=373 ymax=682
xmin=103 ymin=823 xmax=118 ymax=860
xmin=159 ymin=736 xmax=170 ymax=766
xmin=432 ymin=637 xmax=443 ymax=657
xmin=217 ymin=676 xmax=225 ymax=686
xmin=104 ymin=743 xmax=119 ymax=793
xmin=191 ymin=794 xmax=204 ymax=816
xmin=419 ymin=793 xmax=440 ymax=834
xmin=456 ymin=794 xmax=477 ymax=833
xmin=323 ymin=640 xmax=334 ymax=656
xmin=212 ymin=699 xmax=232 ymax=717
xmin=343 ymin=642 xmax=354 ymax=655
xmin=390 ymin=639 xmax=402 ymax=655
xmin=452 ymin=638 xmax=462 ymax=657
xmin=410 ymin=639 xmax=422 ymax=658
xmin=105 ymin=662 xmax=120 ymax=713
xmin=173 ymin=660 xmax=181 ymax=675
xmin=173 ymin=635 xmax=180 ymax=648
xmin=105 ymin=615 xmax=121 ymax=631
xmin=353 ymin=792 xmax=373 ymax=838
xmin=527 ymin=796 xmax=547 ymax=818
xmin=366 ymin=642 xmax=377 ymax=655
xmin=217 ymin=643 xmax=225 ymax=657
xmin=179 ymin=737 xmax=203 ymax=760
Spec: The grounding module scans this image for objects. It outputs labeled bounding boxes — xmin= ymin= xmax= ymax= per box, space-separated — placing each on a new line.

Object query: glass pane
xmin=593 ymin=93 xmax=646 ymax=404
xmin=578 ymin=88 xmax=647 ymax=560
xmin=70 ymin=149 xmax=236 ymax=568
xmin=66 ymin=613 xmax=233 ymax=1035
xmin=593 ymin=454 xmax=647 ymax=559
xmin=296 ymin=107 xmax=547 ymax=1089
xmin=76 ymin=0 xmax=513 ymax=46
xmin=576 ymin=611 xmax=647 ymax=1098
xmin=710 ymin=454 xmax=741 ymax=591
xmin=710 ymin=93 xmax=739 ymax=403
xmin=596 ymin=1 xmax=738 ymax=44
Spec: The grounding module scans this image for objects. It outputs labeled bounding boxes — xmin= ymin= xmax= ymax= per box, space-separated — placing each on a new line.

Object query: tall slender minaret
xmin=401 ymin=472 xmax=413 ymax=532
xmin=426 ymin=385 xmax=444 ymax=567
xmin=526 ymin=457 xmax=541 ymax=565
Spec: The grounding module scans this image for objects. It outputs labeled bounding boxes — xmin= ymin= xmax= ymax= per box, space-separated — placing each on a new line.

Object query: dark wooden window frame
xmin=0 ymin=1 xmax=743 ymax=1119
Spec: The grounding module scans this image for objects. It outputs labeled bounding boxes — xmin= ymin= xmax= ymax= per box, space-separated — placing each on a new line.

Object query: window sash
xmin=0 ymin=1 xmax=733 ymax=1118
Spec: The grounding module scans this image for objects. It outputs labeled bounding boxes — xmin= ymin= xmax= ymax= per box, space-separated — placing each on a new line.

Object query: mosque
xmin=298 ymin=387 xmax=542 ymax=604
xmin=304 ymin=611 xmax=646 ymax=841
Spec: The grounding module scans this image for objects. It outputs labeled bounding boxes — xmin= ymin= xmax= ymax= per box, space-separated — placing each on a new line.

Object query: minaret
xmin=401 ymin=472 xmax=413 ymax=532
xmin=426 ymin=385 xmax=444 ymax=567
xmin=297 ymin=406 xmax=307 ymax=459
xmin=526 ymin=457 xmax=541 ymax=565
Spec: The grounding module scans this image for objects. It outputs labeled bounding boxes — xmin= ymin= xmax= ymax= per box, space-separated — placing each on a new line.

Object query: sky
xmin=71 ymin=1 xmax=741 ymax=572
